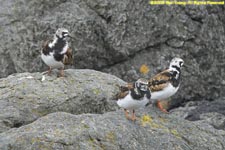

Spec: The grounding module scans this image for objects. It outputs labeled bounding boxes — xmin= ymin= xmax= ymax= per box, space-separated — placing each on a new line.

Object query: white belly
xmin=151 ymin=83 xmax=179 ymax=101
xmin=117 ymin=92 xmax=149 ymax=110
xmin=41 ymin=52 xmax=64 ymax=69
xmin=60 ymin=44 xmax=68 ymax=54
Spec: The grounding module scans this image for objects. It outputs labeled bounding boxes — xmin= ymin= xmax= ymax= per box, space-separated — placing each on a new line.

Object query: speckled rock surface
xmin=171 ymin=98 xmax=225 ymax=130
xmin=0 ymin=69 xmax=124 ymax=133
xmin=0 ymin=69 xmax=224 ymax=150
xmin=0 ymin=0 xmax=224 ymax=106
xmin=1 ymin=1 xmax=225 ymax=148
xmin=0 ymin=109 xmax=224 ymax=150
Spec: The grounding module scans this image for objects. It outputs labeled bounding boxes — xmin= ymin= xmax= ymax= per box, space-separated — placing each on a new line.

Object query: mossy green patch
xmin=141 ymin=115 xmax=182 ymax=139
xmin=151 ymin=122 xmax=165 ymax=129
xmin=141 ymin=115 xmax=164 ymax=128
xmin=88 ymin=137 xmax=105 ymax=150
xmin=159 ymin=117 xmax=168 ymax=123
xmin=31 ymin=109 xmax=49 ymax=117
xmin=88 ymin=138 xmax=97 ymax=150
xmin=170 ymin=129 xmax=181 ymax=139
xmin=88 ymin=137 xmax=95 ymax=144
xmin=93 ymin=88 xmax=100 ymax=95
xmin=106 ymin=131 xmax=115 ymax=143
xmin=31 ymin=137 xmax=54 ymax=149
xmin=82 ymin=124 xmax=90 ymax=129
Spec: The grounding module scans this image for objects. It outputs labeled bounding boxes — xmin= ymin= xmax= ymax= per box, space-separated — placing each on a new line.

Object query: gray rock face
xmin=185 ymin=99 xmax=225 ymax=121
xmin=171 ymin=98 xmax=225 ymax=130
xmin=0 ymin=0 xmax=224 ymax=106
xmin=0 ymin=110 xmax=225 ymax=150
xmin=0 ymin=69 xmax=124 ymax=133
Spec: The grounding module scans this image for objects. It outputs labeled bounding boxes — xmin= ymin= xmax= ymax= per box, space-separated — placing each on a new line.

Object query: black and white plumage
xmin=148 ymin=57 xmax=184 ymax=113
xmin=116 ymin=78 xmax=151 ymax=121
xmin=41 ymin=28 xmax=73 ymax=77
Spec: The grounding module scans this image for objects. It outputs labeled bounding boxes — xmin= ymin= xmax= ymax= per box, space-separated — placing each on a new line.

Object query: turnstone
xmin=148 ymin=57 xmax=184 ymax=113
xmin=116 ymin=78 xmax=151 ymax=121
xmin=41 ymin=28 xmax=73 ymax=77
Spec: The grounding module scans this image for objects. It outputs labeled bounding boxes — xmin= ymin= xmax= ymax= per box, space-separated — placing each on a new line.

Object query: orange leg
xmin=47 ymin=67 xmax=52 ymax=75
xmin=124 ymin=109 xmax=131 ymax=120
xmin=131 ymin=110 xmax=136 ymax=121
xmin=59 ymin=67 xmax=64 ymax=77
xmin=157 ymin=100 xmax=169 ymax=114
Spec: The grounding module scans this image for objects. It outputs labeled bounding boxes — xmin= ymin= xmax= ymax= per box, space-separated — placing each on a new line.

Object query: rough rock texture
xmin=0 ymin=110 xmax=225 ymax=150
xmin=171 ymin=98 xmax=225 ymax=130
xmin=0 ymin=0 xmax=224 ymax=106
xmin=1 ymin=1 xmax=225 ymax=148
xmin=0 ymin=70 xmax=225 ymax=150
xmin=0 ymin=69 xmax=124 ymax=133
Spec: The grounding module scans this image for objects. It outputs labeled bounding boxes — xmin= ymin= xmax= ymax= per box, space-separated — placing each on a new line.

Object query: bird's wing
xmin=148 ymin=69 xmax=172 ymax=92
xmin=41 ymin=40 xmax=51 ymax=55
xmin=116 ymin=83 xmax=134 ymax=99
xmin=63 ymin=47 xmax=73 ymax=65
xmin=119 ymin=83 xmax=133 ymax=92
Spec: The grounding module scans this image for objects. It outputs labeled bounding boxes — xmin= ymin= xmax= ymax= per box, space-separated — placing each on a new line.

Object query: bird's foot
xmin=124 ymin=109 xmax=132 ymax=120
xmin=47 ymin=67 xmax=52 ymax=76
xmin=131 ymin=110 xmax=136 ymax=121
xmin=131 ymin=115 xmax=136 ymax=121
xmin=58 ymin=68 xmax=64 ymax=77
xmin=157 ymin=100 xmax=169 ymax=114
xmin=124 ymin=109 xmax=136 ymax=121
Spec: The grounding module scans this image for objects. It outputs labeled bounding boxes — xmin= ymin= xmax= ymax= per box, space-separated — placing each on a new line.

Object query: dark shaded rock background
xmin=0 ymin=1 xmax=224 ymax=115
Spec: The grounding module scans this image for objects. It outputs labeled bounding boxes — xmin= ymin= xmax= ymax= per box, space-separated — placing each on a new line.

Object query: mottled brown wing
xmin=148 ymin=69 xmax=172 ymax=92
xmin=63 ymin=48 xmax=73 ymax=65
xmin=116 ymin=83 xmax=134 ymax=99
xmin=41 ymin=40 xmax=50 ymax=53
xmin=117 ymin=91 xmax=129 ymax=99
xmin=119 ymin=83 xmax=133 ymax=92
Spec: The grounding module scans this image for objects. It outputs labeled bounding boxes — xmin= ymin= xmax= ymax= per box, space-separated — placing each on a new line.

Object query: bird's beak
xmin=183 ymin=64 xmax=190 ymax=69
xmin=68 ymin=35 xmax=75 ymax=40
xmin=183 ymin=64 xmax=195 ymax=74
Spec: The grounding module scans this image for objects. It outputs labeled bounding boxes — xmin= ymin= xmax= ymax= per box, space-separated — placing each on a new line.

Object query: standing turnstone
xmin=148 ymin=57 xmax=184 ymax=113
xmin=116 ymin=78 xmax=151 ymax=121
xmin=41 ymin=28 xmax=73 ymax=77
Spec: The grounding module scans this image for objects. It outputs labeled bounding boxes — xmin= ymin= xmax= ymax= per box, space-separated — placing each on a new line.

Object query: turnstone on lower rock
xmin=116 ymin=78 xmax=151 ymax=121
xmin=148 ymin=57 xmax=184 ymax=113
xmin=41 ymin=28 xmax=73 ymax=77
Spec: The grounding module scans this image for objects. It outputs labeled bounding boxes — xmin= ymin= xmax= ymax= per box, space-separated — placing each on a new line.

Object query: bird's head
xmin=55 ymin=28 xmax=71 ymax=40
xmin=169 ymin=57 xmax=184 ymax=69
xmin=135 ymin=78 xmax=149 ymax=92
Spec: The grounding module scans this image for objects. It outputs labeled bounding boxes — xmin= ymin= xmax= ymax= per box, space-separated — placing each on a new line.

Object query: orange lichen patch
xmin=139 ymin=64 xmax=150 ymax=74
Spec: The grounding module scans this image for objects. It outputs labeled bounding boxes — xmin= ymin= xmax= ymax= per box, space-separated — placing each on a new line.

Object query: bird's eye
xmin=62 ymin=32 xmax=69 ymax=37
xmin=179 ymin=62 xmax=183 ymax=66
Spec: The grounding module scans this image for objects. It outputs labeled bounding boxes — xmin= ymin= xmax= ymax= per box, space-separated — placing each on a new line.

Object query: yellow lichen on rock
xmin=141 ymin=114 xmax=153 ymax=126
xmin=170 ymin=129 xmax=181 ymax=139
